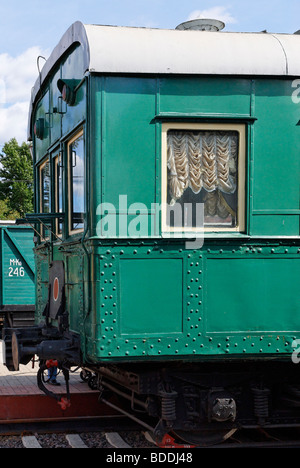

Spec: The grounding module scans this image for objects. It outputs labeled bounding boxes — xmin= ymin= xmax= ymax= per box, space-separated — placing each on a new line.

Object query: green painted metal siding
xmin=35 ymin=91 xmax=50 ymax=161
xmin=90 ymin=75 xmax=300 ymax=239
xmin=205 ymin=256 xmax=300 ymax=333
xmin=32 ymin=66 xmax=300 ymax=363
xmin=159 ymin=77 xmax=252 ymax=116
xmin=33 ymin=45 xmax=86 ymax=161
xmin=102 ymin=77 xmax=157 ymax=208
xmin=251 ymin=80 xmax=300 ymax=236
xmin=0 ymin=227 xmax=35 ymax=306
xmin=119 ymin=258 xmax=183 ymax=335
xmin=81 ymin=74 xmax=300 ymax=362
xmin=84 ymin=242 xmax=300 ymax=362
xmin=50 ymin=67 xmax=62 ymax=144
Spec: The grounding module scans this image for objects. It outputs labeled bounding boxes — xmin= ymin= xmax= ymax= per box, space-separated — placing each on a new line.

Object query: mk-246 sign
xmin=8 ymin=258 xmax=25 ymax=277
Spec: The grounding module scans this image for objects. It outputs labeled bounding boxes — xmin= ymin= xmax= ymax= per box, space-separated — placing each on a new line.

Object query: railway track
xmin=20 ymin=431 xmax=156 ymax=448
xmin=1 ymin=423 xmax=300 ymax=448
xmin=0 ymin=428 xmax=157 ymax=449
xmin=1 ymin=365 xmax=300 ymax=449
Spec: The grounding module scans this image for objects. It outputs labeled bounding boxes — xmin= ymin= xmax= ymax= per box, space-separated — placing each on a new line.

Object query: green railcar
xmin=0 ymin=223 xmax=35 ymax=328
xmin=5 ymin=19 xmax=300 ymax=444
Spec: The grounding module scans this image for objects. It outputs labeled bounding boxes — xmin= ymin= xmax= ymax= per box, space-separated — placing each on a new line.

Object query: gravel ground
xmin=80 ymin=431 xmax=113 ymax=448
xmin=79 ymin=431 xmax=156 ymax=448
xmin=0 ymin=436 xmax=24 ymax=449
xmin=0 ymin=431 xmax=157 ymax=448
xmin=36 ymin=433 xmax=71 ymax=448
xmin=119 ymin=431 xmax=156 ymax=448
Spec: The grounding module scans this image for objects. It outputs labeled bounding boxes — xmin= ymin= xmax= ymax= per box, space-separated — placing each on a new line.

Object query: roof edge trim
xmin=28 ymin=22 xmax=90 ymax=140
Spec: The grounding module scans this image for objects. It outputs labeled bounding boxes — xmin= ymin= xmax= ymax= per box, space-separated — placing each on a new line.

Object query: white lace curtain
xmin=167 ymin=131 xmax=238 ymax=207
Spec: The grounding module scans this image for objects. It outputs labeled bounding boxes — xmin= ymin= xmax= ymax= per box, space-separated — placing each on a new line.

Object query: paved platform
xmin=0 ymin=361 xmax=89 ymax=396
xmin=0 ymin=344 xmax=109 ymax=423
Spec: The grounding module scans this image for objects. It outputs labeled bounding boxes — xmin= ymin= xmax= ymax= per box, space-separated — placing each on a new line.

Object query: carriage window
xmin=162 ymin=124 xmax=245 ymax=233
xmin=68 ymin=130 xmax=85 ymax=233
xmin=39 ymin=159 xmax=50 ymax=238
xmin=54 ymin=154 xmax=63 ymax=235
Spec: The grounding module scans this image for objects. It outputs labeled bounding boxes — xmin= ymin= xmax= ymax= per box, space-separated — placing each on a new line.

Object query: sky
xmin=0 ymin=0 xmax=299 ymax=146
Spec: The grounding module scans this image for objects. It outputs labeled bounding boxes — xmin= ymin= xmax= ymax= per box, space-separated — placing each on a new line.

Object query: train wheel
xmin=88 ymin=375 xmax=99 ymax=390
xmin=80 ymin=370 xmax=92 ymax=382
xmin=171 ymin=428 xmax=237 ymax=447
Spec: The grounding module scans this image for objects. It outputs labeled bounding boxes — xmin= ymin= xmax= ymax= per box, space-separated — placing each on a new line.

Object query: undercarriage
xmin=4 ymin=324 xmax=300 ymax=446
xmin=82 ymin=361 xmax=300 ymax=445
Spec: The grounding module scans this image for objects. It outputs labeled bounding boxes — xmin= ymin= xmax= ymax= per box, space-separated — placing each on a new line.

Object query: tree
xmin=0 ymin=138 xmax=34 ymax=218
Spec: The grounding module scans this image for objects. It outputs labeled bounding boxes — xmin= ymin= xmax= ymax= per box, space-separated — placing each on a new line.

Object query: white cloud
xmin=187 ymin=6 xmax=237 ymax=25
xmin=0 ymin=102 xmax=30 ymax=144
xmin=0 ymin=46 xmax=49 ymax=145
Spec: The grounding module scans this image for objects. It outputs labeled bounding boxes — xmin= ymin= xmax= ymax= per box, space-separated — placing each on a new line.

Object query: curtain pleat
xmin=167 ymin=131 xmax=238 ymax=218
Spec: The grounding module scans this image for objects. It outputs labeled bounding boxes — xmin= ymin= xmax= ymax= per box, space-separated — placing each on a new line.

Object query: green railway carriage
xmin=5 ymin=19 xmax=300 ymax=444
xmin=0 ymin=223 xmax=35 ymax=329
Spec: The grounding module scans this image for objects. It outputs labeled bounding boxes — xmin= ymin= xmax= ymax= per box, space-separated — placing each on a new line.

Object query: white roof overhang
xmin=28 ymin=21 xmax=300 ymax=139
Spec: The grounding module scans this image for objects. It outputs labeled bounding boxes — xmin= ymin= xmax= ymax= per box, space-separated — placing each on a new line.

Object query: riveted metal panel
xmin=82 ymin=242 xmax=300 ymax=362
xmin=119 ymin=258 xmax=183 ymax=335
xmin=205 ymin=256 xmax=300 ymax=333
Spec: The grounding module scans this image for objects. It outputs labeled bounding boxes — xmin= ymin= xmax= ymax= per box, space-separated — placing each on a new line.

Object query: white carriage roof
xmin=85 ymin=24 xmax=299 ymax=76
xmin=37 ymin=21 xmax=300 ymax=84
xmin=28 ymin=21 xmax=300 ymax=138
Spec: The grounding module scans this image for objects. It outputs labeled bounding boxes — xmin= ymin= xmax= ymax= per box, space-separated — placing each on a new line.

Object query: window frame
xmin=67 ymin=128 xmax=85 ymax=236
xmin=38 ymin=157 xmax=51 ymax=240
xmin=161 ymin=122 xmax=246 ymax=234
xmin=53 ymin=152 xmax=63 ymax=237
